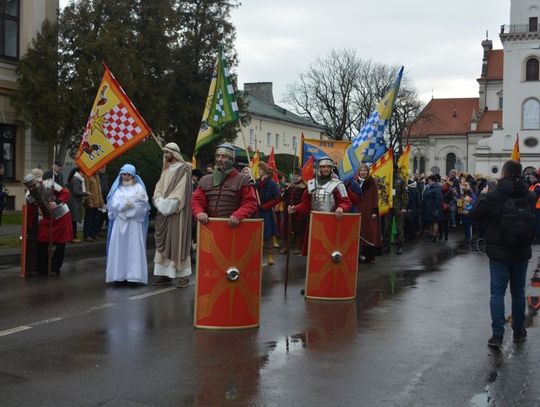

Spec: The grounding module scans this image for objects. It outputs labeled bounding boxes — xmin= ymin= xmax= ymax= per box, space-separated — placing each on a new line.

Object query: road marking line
xmin=31 ymin=317 xmax=63 ymax=326
xmin=0 ymin=325 xmax=32 ymax=337
xmin=129 ymin=287 xmax=177 ymax=300
xmin=80 ymin=302 xmax=116 ymax=314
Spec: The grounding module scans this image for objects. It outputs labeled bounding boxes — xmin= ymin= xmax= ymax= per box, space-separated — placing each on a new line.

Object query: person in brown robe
xmin=346 ymin=163 xmax=382 ymax=263
xmin=152 ymin=142 xmax=193 ymax=287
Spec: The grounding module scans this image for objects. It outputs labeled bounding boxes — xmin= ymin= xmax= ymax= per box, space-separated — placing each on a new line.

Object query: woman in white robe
xmin=105 ymin=164 xmax=150 ymax=284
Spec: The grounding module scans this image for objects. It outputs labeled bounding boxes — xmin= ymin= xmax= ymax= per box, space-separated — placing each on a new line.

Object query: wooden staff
xmin=284 ymin=211 xmax=293 ymax=294
xmin=47 ymin=149 xmax=56 ymax=276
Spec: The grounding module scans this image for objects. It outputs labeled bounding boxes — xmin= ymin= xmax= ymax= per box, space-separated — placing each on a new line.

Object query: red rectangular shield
xmin=194 ymin=218 xmax=263 ymax=329
xmin=305 ymin=212 xmax=361 ymax=300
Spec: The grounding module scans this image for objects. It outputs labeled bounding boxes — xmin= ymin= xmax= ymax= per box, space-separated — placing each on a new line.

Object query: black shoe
xmin=487 ymin=334 xmax=503 ymax=348
xmin=396 ymin=246 xmax=403 ymax=255
xmin=513 ymin=328 xmax=527 ymax=343
xmin=152 ymin=276 xmax=172 ymax=286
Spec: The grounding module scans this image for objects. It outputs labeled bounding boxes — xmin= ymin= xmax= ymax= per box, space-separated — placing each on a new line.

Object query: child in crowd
xmin=461 ymin=191 xmax=474 ymax=242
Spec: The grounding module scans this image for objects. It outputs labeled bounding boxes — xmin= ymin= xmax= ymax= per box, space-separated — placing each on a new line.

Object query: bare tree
xmin=284 ymin=49 xmax=424 ymax=155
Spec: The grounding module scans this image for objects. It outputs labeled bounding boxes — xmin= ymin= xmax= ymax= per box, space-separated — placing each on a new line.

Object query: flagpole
xmin=150 ymin=132 xmax=163 ymax=150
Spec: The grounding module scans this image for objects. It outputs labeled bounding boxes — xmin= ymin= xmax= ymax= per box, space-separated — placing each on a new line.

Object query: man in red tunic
xmin=287 ymin=156 xmax=352 ymax=255
xmin=192 ymin=143 xmax=258 ymax=226
xmin=25 ymin=169 xmax=73 ymax=276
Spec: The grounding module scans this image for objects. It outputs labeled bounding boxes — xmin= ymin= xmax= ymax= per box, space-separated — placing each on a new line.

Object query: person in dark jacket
xmin=422 ymin=175 xmax=443 ymax=242
xmin=469 ymin=160 xmax=536 ymax=348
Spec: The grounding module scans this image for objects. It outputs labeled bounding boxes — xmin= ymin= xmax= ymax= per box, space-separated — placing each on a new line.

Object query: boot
xmin=267 ymin=254 xmax=274 ymax=265
xmin=396 ymin=245 xmax=403 ymax=255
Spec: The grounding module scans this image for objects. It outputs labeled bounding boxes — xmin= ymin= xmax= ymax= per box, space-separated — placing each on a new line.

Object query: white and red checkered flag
xmin=76 ymin=64 xmax=152 ymax=176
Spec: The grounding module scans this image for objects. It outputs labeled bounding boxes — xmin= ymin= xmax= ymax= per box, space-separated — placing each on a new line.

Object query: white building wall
xmin=485 ymin=81 xmax=503 ymax=110
xmin=510 ymin=0 xmax=540 ymax=24
xmin=234 ymin=116 xmax=323 ymax=158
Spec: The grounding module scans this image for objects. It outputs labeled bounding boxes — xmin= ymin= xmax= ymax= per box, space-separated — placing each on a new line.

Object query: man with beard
xmin=152 ymin=143 xmax=193 ymax=287
xmin=192 ymin=143 xmax=257 ymax=228
xmin=287 ymin=156 xmax=352 ymax=255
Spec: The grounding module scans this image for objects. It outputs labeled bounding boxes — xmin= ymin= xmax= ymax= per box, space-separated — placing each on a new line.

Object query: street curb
xmin=0 ymin=234 xmax=156 ymax=266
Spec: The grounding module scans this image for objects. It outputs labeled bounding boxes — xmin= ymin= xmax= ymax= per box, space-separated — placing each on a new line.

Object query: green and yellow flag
xmin=193 ymin=49 xmax=240 ymax=157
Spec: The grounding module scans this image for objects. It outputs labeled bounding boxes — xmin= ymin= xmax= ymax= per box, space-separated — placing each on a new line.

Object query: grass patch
xmin=2 ymin=211 xmax=22 ymax=225
xmin=0 ymin=235 xmax=21 ymax=249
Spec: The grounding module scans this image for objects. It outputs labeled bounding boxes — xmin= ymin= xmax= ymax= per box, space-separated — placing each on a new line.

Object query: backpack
xmin=499 ymin=196 xmax=535 ymax=246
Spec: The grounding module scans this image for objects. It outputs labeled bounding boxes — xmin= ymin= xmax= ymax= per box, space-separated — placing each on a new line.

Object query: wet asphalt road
xmin=0 ymin=235 xmax=539 ymax=406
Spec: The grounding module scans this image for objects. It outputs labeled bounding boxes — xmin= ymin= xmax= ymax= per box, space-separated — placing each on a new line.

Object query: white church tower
xmin=475 ymin=0 xmax=540 ymax=175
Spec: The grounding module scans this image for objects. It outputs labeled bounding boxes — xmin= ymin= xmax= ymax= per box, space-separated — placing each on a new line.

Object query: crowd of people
xmin=23 ymin=146 xmax=540 ymax=281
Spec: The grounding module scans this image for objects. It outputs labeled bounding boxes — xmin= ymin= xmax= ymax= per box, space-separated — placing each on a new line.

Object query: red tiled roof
xmin=408 ymin=98 xmax=479 ymax=138
xmin=475 ymin=110 xmax=502 ymax=132
xmin=485 ymin=50 xmax=504 ymax=80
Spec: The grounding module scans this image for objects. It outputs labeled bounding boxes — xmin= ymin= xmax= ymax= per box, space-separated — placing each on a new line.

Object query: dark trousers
xmin=37 ymin=242 xmax=65 ymax=275
xmin=84 ymin=208 xmax=99 ymax=238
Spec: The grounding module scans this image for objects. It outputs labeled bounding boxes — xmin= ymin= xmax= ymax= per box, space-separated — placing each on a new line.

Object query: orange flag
xmin=301 ymin=155 xmax=315 ymax=181
xmin=511 ymin=134 xmax=520 ymax=162
xmin=267 ymin=146 xmax=279 ymax=183
xmin=75 ymin=64 xmax=152 ymax=176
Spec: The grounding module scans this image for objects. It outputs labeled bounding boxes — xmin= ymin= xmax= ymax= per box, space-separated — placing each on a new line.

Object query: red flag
xmin=301 ymin=155 xmax=315 ymax=181
xmin=267 ymin=146 xmax=279 ymax=183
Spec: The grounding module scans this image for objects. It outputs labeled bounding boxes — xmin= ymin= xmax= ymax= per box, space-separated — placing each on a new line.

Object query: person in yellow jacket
xmin=83 ymin=173 xmax=105 ymax=241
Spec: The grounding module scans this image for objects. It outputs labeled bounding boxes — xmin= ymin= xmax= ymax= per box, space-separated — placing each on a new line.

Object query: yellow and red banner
xmin=250 ymin=149 xmax=260 ymax=179
xmin=371 ymin=149 xmax=394 ymax=216
xmin=194 ymin=218 xmax=263 ymax=329
xmin=511 ymin=134 xmax=520 ymax=161
xmin=267 ymin=146 xmax=279 ymax=183
xmin=75 ymin=65 xmax=152 ymax=176
xmin=305 ymin=212 xmax=361 ymax=300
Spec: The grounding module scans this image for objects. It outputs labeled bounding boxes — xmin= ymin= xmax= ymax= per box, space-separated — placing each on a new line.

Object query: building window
xmin=526 ymin=57 xmax=539 ymax=81
xmin=275 ymin=134 xmax=280 ymax=149
xmin=0 ymin=124 xmax=15 ymax=180
xmin=524 ymin=137 xmax=539 ymax=147
xmin=523 ymin=98 xmax=540 ymax=129
xmin=266 ymin=132 xmax=271 ymax=147
xmin=292 ymin=136 xmax=298 ymax=151
xmin=413 ymin=157 xmax=418 ymax=173
xmin=530 ymin=17 xmax=538 ymax=32
xmin=445 ymin=153 xmax=456 ymax=175
xmin=498 ymin=96 xmax=503 ymax=110
xmin=0 ymin=0 xmax=19 ymax=59
xmin=249 ymin=128 xmax=255 ymax=146
xmin=419 ymin=156 xmax=426 ymax=174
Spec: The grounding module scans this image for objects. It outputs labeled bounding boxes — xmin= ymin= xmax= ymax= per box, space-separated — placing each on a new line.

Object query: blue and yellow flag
xmin=338 ymin=66 xmax=404 ymax=181
xmin=193 ymin=49 xmax=239 ymax=157
xmin=371 ymin=149 xmax=394 ymax=216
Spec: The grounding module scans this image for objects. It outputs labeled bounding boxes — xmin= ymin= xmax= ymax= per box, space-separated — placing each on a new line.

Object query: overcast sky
xmin=233 ymin=0 xmax=510 ymax=106
xmin=60 ymin=0 xmax=511 ymax=106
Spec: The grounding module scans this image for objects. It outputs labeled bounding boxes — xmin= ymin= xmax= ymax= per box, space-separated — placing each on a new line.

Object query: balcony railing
xmin=500 ymin=24 xmax=540 ymax=34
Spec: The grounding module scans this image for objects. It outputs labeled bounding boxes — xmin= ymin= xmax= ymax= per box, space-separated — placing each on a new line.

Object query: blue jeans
xmin=489 ymin=259 xmax=529 ymax=336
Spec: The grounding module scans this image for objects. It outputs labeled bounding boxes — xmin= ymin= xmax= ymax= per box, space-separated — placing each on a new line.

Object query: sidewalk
xmin=0 ymin=223 xmax=157 ymax=266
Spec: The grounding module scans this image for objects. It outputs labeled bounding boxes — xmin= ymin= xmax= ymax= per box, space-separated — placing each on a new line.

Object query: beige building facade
xmin=1 ymin=0 xmax=58 ymax=210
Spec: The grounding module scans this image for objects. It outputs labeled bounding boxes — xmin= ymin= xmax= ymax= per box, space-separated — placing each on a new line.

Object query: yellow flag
xmin=511 ymin=134 xmax=520 ymax=161
xmin=250 ymin=150 xmax=260 ymax=179
xmin=75 ymin=64 xmax=152 ymax=176
xmin=398 ymin=143 xmax=411 ymax=181
xmin=371 ymin=150 xmax=394 ymax=216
